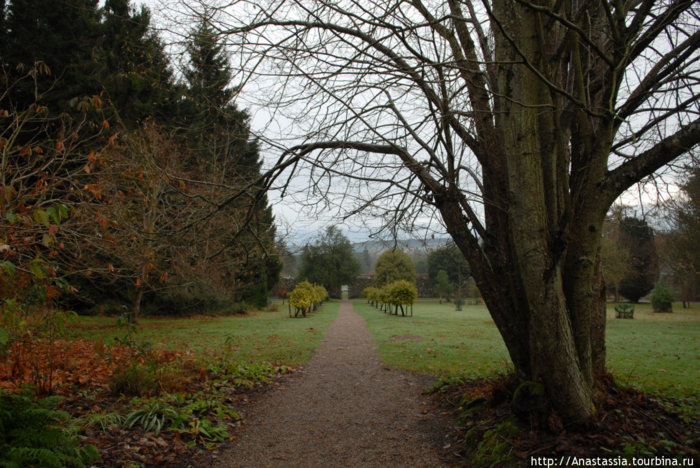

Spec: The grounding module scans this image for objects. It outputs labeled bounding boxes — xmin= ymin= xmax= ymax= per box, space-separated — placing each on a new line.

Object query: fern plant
xmin=0 ymin=391 xmax=99 ymax=467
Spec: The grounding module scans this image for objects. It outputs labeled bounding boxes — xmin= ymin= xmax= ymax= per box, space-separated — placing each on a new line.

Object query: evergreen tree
xmin=0 ymin=1 xmax=7 ymax=65
xmin=1 ymin=0 xmax=102 ymax=112
xmin=434 ymin=270 xmax=453 ymax=303
xmin=98 ymin=0 xmax=177 ymax=125
xmin=181 ymin=16 xmax=280 ymax=307
xmin=181 ymin=17 xmax=256 ymax=175
xmin=618 ymin=217 xmax=659 ymax=303
xmin=297 ymin=226 xmax=360 ymax=294
xmin=427 ymin=245 xmax=470 ymax=291
xmin=359 ymin=247 xmax=372 ymax=274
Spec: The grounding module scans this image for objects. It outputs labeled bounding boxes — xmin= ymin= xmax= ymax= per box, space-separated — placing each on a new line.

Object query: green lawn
xmin=355 ymin=300 xmax=699 ymax=402
xmin=66 ymin=299 xmax=698 ymax=402
xmin=66 ymin=301 xmax=339 ymax=367
xmin=353 ymin=300 xmax=511 ymax=378
xmin=605 ymin=303 xmax=699 ymax=401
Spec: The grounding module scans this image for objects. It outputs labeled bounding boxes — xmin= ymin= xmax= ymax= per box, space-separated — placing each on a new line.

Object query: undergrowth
xmin=0 ymin=391 xmax=100 ymax=468
xmin=432 ymin=373 xmax=699 ymax=467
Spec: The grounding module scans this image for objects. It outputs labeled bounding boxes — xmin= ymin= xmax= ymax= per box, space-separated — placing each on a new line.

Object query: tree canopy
xmin=427 ymin=245 xmax=470 ymax=290
xmin=374 ymin=249 xmax=416 ymax=287
xmin=297 ymin=226 xmax=360 ymax=294
xmin=0 ymin=0 xmax=281 ymax=319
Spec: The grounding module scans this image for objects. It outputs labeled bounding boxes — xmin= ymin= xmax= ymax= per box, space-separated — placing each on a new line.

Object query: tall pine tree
xmin=98 ymin=0 xmax=177 ymax=126
xmin=181 ymin=16 xmax=280 ymax=307
xmin=1 ymin=0 xmax=102 ymax=112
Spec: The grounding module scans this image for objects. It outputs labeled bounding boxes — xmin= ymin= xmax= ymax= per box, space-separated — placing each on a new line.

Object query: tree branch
xmin=603 ymin=119 xmax=700 ymax=203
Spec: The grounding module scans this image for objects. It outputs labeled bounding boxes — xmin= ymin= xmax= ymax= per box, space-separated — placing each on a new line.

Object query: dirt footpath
xmin=216 ymin=301 xmax=448 ymax=467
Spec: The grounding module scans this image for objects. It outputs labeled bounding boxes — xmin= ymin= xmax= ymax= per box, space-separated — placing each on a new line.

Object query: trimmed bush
xmin=386 ymin=280 xmax=418 ymax=316
xmin=651 ymin=283 xmax=674 ymax=313
xmin=362 ymin=286 xmax=378 ymax=304
xmin=289 ymin=282 xmax=327 ymax=317
xmin=367 ymin=280 xmax=417 ymax=316
xmin=387 ymin=280 xmax=418 ymax=306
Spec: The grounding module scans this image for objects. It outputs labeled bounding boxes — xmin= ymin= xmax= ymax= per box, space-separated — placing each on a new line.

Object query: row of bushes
xmin=363 ymin=280 xmax=418 ymax=317
xmin=289 ymin=281 xmax=328 ymax=318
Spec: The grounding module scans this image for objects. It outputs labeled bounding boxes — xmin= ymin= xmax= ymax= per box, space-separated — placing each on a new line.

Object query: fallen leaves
xmin=0 ymin=339 xmax=184 ymax=394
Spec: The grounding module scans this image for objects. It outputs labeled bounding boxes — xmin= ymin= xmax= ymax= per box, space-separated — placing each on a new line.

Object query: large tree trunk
xmin=457 ymin=0 xmax=612 ymax=426
xmin=592 ymin=251 xmax=607 ymax=376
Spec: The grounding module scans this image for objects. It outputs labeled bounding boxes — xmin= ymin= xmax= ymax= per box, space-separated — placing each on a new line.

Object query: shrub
xmin=651 ymin=283 xmax=674 ymax=313
xmin=289 ymin=281 xmax=327 ymax=317
xmin=387 ymin=280 xmax=418 ymax=306
xmin=312 ymin=284 xmax=328 ymax=306
xmin=363 ymin=286 xmax=379 ymax=306
xmin=375 ymin=280 xmax=417 ymax=316
xmin=108 ymin=364 xmax=159 ymax=396
xmin=289 ymin=287 xmax=312 ymax=316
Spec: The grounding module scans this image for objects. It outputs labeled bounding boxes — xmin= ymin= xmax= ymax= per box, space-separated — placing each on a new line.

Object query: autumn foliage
xmin=0 ymin=339 xmax=186 ymax=395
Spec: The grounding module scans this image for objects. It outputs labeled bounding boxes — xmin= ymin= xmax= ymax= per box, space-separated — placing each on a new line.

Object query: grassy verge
xmin=355 ymin=300 xmax=699 ymax=402
xmin=23 ymin=301 xmax=341 ymax=466
xmin=67 ymin=300 xmax=340 ymax=367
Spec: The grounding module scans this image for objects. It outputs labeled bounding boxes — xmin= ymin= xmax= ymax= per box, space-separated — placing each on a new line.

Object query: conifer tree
xmin=99 ymin=0 xmax=177 ymax=125
xmin=618 ymin=217 xmax=659 ymax=303
xmin=1 ymin=0 xmax=102 ymax=112
xmin=181 ymin=16 xmax=281 ymax=307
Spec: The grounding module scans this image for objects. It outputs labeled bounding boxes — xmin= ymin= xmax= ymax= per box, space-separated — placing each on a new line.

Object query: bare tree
xmin=186 ymin=0 xmax=700 ymax=426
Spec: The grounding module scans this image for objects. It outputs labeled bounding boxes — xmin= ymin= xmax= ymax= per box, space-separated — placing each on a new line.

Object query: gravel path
xmin=217 ymin=301 xmax=448 ymax=467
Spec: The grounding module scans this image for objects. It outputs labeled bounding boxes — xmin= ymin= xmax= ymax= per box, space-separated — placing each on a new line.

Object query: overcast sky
xmin=134 ymin=0 xmax=689 ymax=244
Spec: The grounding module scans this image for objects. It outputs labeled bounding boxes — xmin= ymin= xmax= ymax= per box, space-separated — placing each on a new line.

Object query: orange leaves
xmin=96 ymin=215 xmax=109 ymax=234
xmin=0 ymin=339 xmax=184 ymax=395
xmin=83 ymin=183 xmax=103 ymax=200
xmin=19 ymin=145 xmax=33 ymax=157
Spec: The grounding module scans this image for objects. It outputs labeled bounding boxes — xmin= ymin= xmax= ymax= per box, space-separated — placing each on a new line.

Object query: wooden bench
xmin=615 ymin=304 xmax=634 ymax=319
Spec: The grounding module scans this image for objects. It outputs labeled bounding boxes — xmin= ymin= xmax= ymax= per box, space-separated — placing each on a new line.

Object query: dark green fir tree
xmin=182 ymin=16 xmax=281 ymax=307
xmin=1 ymin=0 xmax=102 ymax=112
xmin=98 ymin=0 xmax=178 ymax=125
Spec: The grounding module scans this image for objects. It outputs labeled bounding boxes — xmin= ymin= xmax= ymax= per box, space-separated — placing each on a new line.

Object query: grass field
xmin=66 ymin=299 xmax=698 ymax=402
xmin=355 ymin=300 xmax=699 ymax=402
xmin=66 ymin=301 xmax=339 ymax=367
xmin=353 ymin=300 xmax=511 ymax=378
xmin=605 ymin=303 xmax=699 ymax=400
